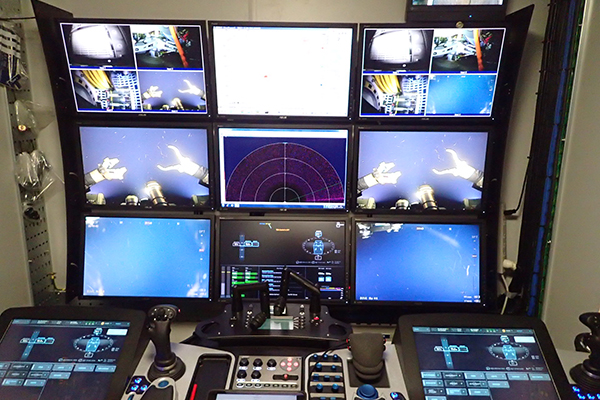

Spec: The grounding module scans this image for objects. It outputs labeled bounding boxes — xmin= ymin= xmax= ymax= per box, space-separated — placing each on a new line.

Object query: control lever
xmin=231 ymin=282 xmax=270 ymax=330
xmin=273 ymin=268 xmax=321 ymax=322
xmin=571 ymin=312 xmax=600 ymax=392
xmin=147 ymin=304 xmax=186 ymax=381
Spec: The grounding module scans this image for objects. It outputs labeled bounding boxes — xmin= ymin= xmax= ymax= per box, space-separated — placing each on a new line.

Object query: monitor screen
xmin=359 ymin=26 xmax=505 ymax=118
xmin=83 ymin=216 xmax=211 ymax=298
xmin=354 ymin=221 xmax=481 ymax=303
xmin=356 ymin=129 xmax=488 ymax=211
xmin=218 ymin=127 xmax=349 ymax=210
xmin=219 ymin=219 xmax=347 ymax=301
xmin=0 ymin=318 xmax=130 ymax=400
xmin=411 ymin=326 xmax=560 ymax=399
xmin=79 ymin=125 xmax=210 ymax=208
xmin=211 ymin=23 xmax=355 ymax=118
xmin=60 ymin=22 xmax=208 ymax=114
xmin=412 ymin=0 xmax=503 ymax=4
xmin=406 ymin=1 xmax=507 ymax=22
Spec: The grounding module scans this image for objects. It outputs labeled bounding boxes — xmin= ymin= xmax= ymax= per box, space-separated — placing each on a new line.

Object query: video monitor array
xmin=54 ymin=19 xmax=516 ymax=122
xmin=76 ymin=214 xmax=485 ymax=308
xmin=48 ymin=17 xmax=517 ymax=315
xmin=60 ymin=22 xmax=208 ymax=114
xmin=359 ymin=26 xmax=505 ymax=118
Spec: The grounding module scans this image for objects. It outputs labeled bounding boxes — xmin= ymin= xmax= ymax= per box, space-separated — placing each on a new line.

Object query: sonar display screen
xmin=354 ymin=222 xmax=481 ymax=303
xmin=359 ymin=27 xmax=505 ymax=118
xmin=412 ymin=326 xmax=560 ymax=399
xmin=79 ymin=126 xmax=210 ymax=208
xmin=60 ymin=22 xmax=208 ymax=114
xmin=357 ymin=129 xmax=487 ymax=211
xmin=218 ymin=127 xmax=349 ymax=210
xmin=219 ymin=219 xmax=347 ymax=300
xmin=83 ymin=216 xmax=211 ymax=298
xmin=0 ymin=318 xmax=129 ymax=400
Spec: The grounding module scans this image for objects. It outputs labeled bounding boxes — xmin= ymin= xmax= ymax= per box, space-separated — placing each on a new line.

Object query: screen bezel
xmin=405 ymin=1 xmax=508 ymax=23
xmin=351 ymin=215 xmax=488 ymax=311
xmin=352 ymin=125 xmax=498 ymax=215
xmin=208 ymin=20 xmax=358 ymax=123
xmin=396 ymin=313 xmax=574 ymax=400
xmin=356 ymin=21 xmax=508 ymax=123
xmin=216 ymin=123 xmax=353 ymax=213
xmin=68 ymin=212 xmax=215 ymax=314
xmin=55 ymin=18 xmax=213 ymax=119
xmin=214 ymin=215 xmax=350 ymax=305
xmin=70 ymin=120 xmax=215 ymax=212
xmin=0 ymin=306 xmax=147 ymax=400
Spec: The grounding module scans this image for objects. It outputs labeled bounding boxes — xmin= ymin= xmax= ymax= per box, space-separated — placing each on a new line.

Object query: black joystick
xmin=147 ymin=304 xmax=186 ymax=381
xmin=571 ymin=312 xmax=600 ymax=393
xmin=348 ymin=332 xmax=386 ymax=382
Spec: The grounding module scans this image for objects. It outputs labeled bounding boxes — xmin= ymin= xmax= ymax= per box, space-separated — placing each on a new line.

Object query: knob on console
xmin=356 ymin=384 xmax=379 ymax=400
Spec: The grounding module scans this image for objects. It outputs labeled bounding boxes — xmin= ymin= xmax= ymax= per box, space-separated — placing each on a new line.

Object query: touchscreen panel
xmin=0 ymin=318 xmax=129 ymax=400
xmin=212 ymin=393 xmax=303 ymax=400
xmin=412 ymin=326 xmax=561 ymax=399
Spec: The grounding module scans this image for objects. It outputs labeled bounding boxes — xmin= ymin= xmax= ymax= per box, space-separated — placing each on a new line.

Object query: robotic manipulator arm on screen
xmin=273 ymin=268 xmax=321 ymax=322
xmin=157 ymin=145 xmax=209 ymax=187
xmin=83 ymin=157 xmax=127 ymax=189
xmin=432 ymin=148 xmax=484 ymax=191
xmin=357 ymin=162 xmax=402 ymax=193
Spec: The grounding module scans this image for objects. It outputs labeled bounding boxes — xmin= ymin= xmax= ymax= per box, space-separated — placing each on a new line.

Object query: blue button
xmin=158 ymin=380 xmax=170 ymax=388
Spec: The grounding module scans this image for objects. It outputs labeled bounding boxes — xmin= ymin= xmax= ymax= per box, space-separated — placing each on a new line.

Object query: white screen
xmin=212 ymin=25 xmax=354 ymax=117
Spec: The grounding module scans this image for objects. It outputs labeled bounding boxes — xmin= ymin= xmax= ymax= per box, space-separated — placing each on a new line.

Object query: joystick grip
xmin=147 ymin=305 xmax=185 ymax=381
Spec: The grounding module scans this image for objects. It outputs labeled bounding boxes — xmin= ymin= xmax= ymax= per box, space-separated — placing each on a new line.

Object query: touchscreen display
xmin=213 ymin=394 xmax=301 ymax=400
xmin=0 ymin=318 xmax=129 ymax=400
xmin=412 ymin=326 xmax=560 ymax=399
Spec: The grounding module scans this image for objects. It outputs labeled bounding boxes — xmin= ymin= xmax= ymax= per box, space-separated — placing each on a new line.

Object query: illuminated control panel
xmin=233 ymin=356 xmax=302 ymax=391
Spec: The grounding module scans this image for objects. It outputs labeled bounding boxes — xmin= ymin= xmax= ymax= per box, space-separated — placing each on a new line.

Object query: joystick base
xmin=148 ymin=356 xmax=186 ymax=382
xmin=570 ymin=362 xmax=600 ymax=394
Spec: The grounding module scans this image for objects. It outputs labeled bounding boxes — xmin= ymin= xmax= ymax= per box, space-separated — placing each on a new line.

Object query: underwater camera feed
xmin=357 ymin=129 xmax=488 ymax=211
xmin=360 ymin=27 xmax=505 ymax=118
xmin=61 ymin=23 xmax=208 ymax=114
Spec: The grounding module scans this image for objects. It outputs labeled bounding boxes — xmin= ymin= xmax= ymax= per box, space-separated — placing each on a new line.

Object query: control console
xmin=306 ymin=343 xmax=407 ymax=400
xmin=308 ymin=352 xmax=346 ymax=399
xmin=233 ymin=355 xmax=303 ymax=391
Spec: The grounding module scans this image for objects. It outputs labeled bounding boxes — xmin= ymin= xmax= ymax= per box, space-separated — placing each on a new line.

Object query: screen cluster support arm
xmin=273 ymin=268 xmax=321 ymax=321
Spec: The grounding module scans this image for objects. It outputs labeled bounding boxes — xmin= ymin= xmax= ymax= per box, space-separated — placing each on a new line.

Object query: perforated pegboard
xmin=3 ymin=0 xmax=64 ymax=306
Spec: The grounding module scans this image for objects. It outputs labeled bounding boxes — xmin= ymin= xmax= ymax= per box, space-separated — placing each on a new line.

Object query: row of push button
xmin=235 ymin=382 xmax=299 ymax=389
